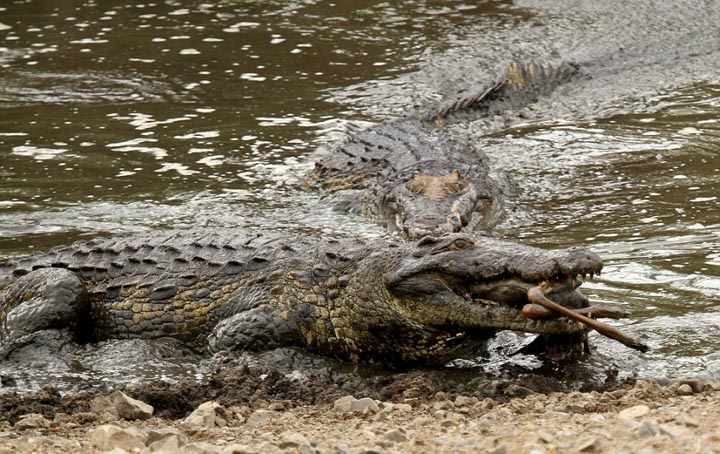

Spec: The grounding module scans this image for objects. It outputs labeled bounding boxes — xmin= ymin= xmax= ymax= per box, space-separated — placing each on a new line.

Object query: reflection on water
xmin=0 ymin=0 xmax=515 ymax=251
xmin=1 ymin=0 xmax=720 ymax=391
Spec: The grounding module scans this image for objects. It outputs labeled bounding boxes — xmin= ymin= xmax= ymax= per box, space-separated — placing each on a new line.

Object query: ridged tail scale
xmin=422 ymin=62 xmax=581 ymax=126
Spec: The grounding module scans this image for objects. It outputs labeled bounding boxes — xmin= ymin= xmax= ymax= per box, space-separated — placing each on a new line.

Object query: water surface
xmin=1 ymin=0 xmax=719 ymax=391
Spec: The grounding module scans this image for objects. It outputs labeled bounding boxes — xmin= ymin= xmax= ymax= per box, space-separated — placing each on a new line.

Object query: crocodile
xmin=305 ymin=62 xmax=580 ymax=239
xmin=0 ymin=231 xmax=604 ymax=366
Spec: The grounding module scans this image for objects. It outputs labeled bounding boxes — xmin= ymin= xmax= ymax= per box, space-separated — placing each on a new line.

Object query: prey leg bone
xmin=527 ymin=281 xmax=649 ymax=352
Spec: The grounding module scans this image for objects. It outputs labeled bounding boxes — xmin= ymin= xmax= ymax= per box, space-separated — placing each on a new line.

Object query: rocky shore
xmin=2 ymin=378 xmax=719 ymax=454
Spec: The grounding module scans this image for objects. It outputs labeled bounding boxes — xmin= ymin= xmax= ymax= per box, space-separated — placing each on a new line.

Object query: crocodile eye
xmin=451 ymin=238 xmax=472 ymax=250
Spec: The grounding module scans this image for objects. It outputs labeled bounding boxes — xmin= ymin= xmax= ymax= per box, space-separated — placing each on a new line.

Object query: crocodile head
xmin=342 ymin=232 xmax=602 ymax=365
xmin=371 ymin=161 xmax=500 ymax=240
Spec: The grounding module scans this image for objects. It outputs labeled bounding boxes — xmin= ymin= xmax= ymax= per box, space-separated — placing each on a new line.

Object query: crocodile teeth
xmin=573 ymin=275 xmax=583 ymax=289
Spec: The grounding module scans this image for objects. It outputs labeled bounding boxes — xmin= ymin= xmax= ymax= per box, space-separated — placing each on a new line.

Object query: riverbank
xmin=2 ymin=376 xmax=718 ymax=453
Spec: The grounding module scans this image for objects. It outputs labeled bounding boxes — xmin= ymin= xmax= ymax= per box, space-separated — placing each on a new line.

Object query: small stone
xmin=145 ymin=434 xmax=185 ymax=453
xmin=108 ymin=390 xmax=154 ymax=420
xmin=474 ymin=398 xmax=495 ymax=411
xmin=146 ymin=428 xmax=188 ymax=446
xmin=536 ymin=429 xmax=557 ymax=444
xmin=297 ymin=444 xmax=315 ymax=454
xmin=577 ymin=436 xmax=602 ymax=452
xmin=183 ymin=401 xmax=228 ymax=428
xmin=351 ymin=398 xmax=380 ymax=414
xmin=333 ymin=396 xmax=379 ymax=414
xmin=222 ymin=444 xmax=255 ymax=454
xmin=267 ymin=402 xmax=285 ymax=411
xmin=407 ymin=416 xmax=433 ymax=429
xmin=333 ymin=396 xmax=356 ymax=412
xmin=383 ymin=428 xmax=407 ymax=443
xmin=439 ymin=419 xmax=456 ymax=428
xmin=477 ymin=437 xmax=498 ymax=450
xmin=183 ymin=442 xmax=221 ymax=454
xmin=433 ymin=400 xmax=454 ymax=410
xmin=676 ymin=414 xmax=700 ymax=427
xmin=90 ymin=395 xmax=120 ymax=419
xmin=618 ymin=405 xmax=650 ymax=420
xmin=256 ymin=441 xmax=280 ymax=454
xmin=14 ymin=414 xmax=51 ymax=430
xmin=505 ymin=384 xmax=535 ymax=397
xmin=278 ymin=430 xmax=309 ymax=449
xmin=635 ymin=420 xmax=659 ymax=438
xmin=90 ymin=424 xmax=145 ymax=453
xmin=676 ymin=384 xmax=694 ymax=396
xmin=679 ymin=378 xmax=707 ymax=393
xmin=246 ymin=409 xmax=277 ymax=426
xmin=659 ymin=423 xmax=690 ymax=439
xmin=454 ymin=395 xmax=479 ymax=407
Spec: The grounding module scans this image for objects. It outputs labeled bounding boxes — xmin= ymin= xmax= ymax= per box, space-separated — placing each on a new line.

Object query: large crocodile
xmin=305 ymin=62 xmax=580 ymax=239
xmin=0 ymin=231 xmax=607 ymax=366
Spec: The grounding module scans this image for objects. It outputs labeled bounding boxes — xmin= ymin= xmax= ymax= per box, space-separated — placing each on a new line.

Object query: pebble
xmin=146 ymin=427 xmax=189 ymax=446
xmin=679 ymin=379 xmax=708 ymax=393
xmin=14 ymin=413 xmax=51 ymax=430
xmin=246 ymin=409 xmax=277 ymax=427
xmin=407 ymin=416 xmax=433 ymax=429
xmin=433 ymin=400 xmax=454 ymax=411
xmin=90 ymin=424 xmax=145 ymax=453
xmin=383 ymin=428 xmax=408 ymax=443
xmin=108 ymin=390 xmax=155 ymax=420
xmin=144 ymin=433 xmax=185 ymax=453
xmin=454 ymin=396 xmax=479 ymax=407
xmin=89 ymin=395 xmax=120 ymax=419
xmin=676 ymin=384 xmax=694 ymax=396
xmin=577 ymin=435 xmax=602 ymax=452
xmin=659 ymin=423 xmax=690 ymax=439
xmin=618 ymin=405 xmax=650 ymax=420
xmin=635 ymin=420 xmax=659 ymax=438
xmin=380 ymin=402 xmax=412 ymax=414
xmin=676 ymin=414 xmax=700 ymax=427
xmin=504 ymin=383 xmax=535 ymax=397
xmin=184 ymin=442 xmax=222 ymax=454
xmin=535 ymin=429 xmax=557 ymax=444
xmin=333 ymin=396 xmax=380 ymax=414
xmin=278 ymin=430 xmax=309 ymax=448
xmin=183 ymin=401 xmax=228 ymax=428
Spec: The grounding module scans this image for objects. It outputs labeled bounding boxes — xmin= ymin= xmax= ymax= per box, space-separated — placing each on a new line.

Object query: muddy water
xmin=1 ymin=0 xmax=719 ymax=392
xmin=485 ymin=83 xmax=720 ymax=380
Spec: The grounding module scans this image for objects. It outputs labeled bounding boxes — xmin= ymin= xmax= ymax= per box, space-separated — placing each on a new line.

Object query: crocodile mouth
xmin=460 ymin=274 xmax=591 ymax=311
xmin=387 ymin=233 xmax=648 ymax=355
xmin=452 ymin=272 xmax=648 ymax=355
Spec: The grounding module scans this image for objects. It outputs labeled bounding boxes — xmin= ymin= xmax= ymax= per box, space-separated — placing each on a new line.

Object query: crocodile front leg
xmin=207 ymin=304 xmax=301 ymax=353
xmin=0 ymin=268 xmax=89 ymax=345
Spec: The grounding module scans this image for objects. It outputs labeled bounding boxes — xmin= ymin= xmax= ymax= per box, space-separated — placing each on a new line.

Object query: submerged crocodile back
xmin=421 ymin=62 xmax=581 ymax=125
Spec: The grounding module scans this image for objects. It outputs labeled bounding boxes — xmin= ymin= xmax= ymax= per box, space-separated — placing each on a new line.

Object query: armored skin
xmin=0 ymin=231 xmax=601 ymax=366
xmin=306 ymin=62 xmax=580 ymax=239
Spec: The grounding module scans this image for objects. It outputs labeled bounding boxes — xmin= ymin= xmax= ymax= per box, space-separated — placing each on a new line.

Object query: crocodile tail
xmin=422 ymin=61 xmax=580 ymax=125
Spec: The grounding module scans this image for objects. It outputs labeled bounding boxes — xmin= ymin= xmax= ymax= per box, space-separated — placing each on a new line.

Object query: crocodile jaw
xmin=391 ymin=275 xmax=592 ymax=335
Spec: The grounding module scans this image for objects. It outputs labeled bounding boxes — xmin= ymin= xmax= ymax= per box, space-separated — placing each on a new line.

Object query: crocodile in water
xmin=305 ymin=62 xmax=580 ymax=239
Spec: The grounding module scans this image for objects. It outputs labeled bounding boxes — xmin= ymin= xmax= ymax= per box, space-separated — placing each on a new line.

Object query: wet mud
xmin=0 ymin=348 xmax=631 ymax=425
